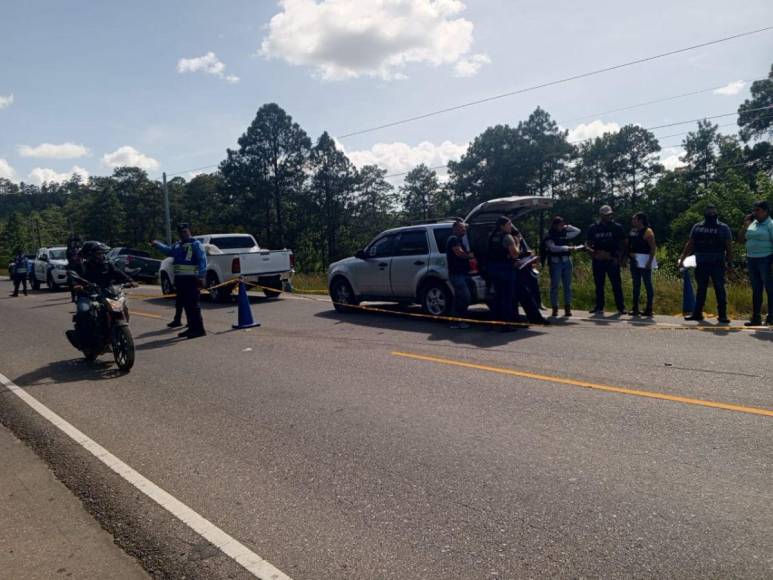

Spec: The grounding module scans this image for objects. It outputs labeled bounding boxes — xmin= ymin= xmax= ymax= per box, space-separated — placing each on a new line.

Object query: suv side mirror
xmin=355 ymin=249 xmax=366 ymax=260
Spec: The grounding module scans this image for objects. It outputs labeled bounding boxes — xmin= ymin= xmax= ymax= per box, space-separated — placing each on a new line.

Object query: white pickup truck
xmin=31 ymin=246 xmax=69 ymax=291
xmin=159 ymin=233 xmax=294 ymax=301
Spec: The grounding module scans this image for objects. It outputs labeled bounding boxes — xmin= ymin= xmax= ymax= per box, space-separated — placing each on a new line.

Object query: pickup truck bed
xmin=159 ymin=233 xmax=294 ymax=302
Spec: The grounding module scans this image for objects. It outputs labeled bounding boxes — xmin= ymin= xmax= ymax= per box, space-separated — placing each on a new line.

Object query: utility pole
xmin=162 ymin=172 xmax=172 ymax=245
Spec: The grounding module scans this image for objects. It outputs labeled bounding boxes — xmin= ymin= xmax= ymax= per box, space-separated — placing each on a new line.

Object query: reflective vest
xmin=171 ymin=241 xmax=204 ymax=276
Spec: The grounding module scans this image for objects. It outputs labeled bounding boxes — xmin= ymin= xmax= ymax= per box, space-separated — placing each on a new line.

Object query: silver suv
xmin=327 ymin=196 xmax=553 ymax=316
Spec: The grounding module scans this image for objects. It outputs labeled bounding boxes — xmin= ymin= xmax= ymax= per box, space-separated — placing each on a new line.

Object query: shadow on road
xmin=315 ymin=305 xmax=544 ymax=348
xmin=11 ymin=358 xmax=126 ymax=387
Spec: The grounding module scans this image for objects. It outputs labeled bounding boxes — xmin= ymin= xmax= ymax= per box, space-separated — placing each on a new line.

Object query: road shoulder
xmin=0 ymin=422 xmax=148 ymax=579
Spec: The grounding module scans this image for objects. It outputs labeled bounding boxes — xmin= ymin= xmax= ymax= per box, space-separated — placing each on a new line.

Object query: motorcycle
xmin=65 ymin=273 xmax=136 ymax=371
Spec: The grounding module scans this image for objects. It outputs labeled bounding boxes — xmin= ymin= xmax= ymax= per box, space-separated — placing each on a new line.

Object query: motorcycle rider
xmin=68 ymin=241 xmax=136 ymax=348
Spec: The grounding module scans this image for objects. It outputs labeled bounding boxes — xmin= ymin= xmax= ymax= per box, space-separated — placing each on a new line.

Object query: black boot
xmin=564 ymin=306 xmax=572 ymax=317
xmin=551 ymin=307 xmax=559 ymax=317
xmin=717 ymin=309 xmax=730 ymax=324
xmin=745 ymin=315 xmax=762 ymax=327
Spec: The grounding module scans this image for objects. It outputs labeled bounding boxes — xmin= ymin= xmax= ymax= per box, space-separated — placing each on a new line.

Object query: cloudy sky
xmin=1 ymin=0 xmax=771 ymax=185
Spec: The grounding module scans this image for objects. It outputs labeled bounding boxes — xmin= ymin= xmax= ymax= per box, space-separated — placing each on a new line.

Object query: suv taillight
xmin=231 ymin=257 xmax=241 ymax=274
xmin=290 ymin=254 xmax=295 ymax=269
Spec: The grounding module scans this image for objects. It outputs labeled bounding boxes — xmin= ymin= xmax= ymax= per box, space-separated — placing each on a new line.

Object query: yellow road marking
xmin=132 ymin=310 xmax=163 ymax=319
xmin=392 ymin=351 xmax=773 ymax=418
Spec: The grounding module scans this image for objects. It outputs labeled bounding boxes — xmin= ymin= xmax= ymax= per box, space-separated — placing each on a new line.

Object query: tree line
xmin=2 ymin=65 xmax=772 ymax=271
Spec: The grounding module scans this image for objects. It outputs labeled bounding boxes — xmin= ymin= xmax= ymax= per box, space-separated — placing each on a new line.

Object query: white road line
xmin=0 ymin=372 xmax=292 ymax=580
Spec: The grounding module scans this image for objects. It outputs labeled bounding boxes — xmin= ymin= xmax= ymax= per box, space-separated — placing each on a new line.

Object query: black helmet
xmin=81 ymin=241 xmax=110 ymax=261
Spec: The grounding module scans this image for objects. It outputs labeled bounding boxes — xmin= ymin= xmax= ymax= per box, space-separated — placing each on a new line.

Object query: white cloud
xmin=27 ymin=165 xmax=89 ymax=185
xmin=18 ymin=142 xmax=90 ymax=159
xmin=346 ymin=140 xmax=467 ymax=178
xmin=454 ymin=53 xmax=490 ymax=77
xmin=0 ymin=159 xmax=17 ymax=181
xmin=713 ymin=80 xmax=746 ymax=96
xmin=0 ymin=94 xmax=13 ymax=109
xmin=177 ymin=52 xmax=240 ymax=83
xmin=102 ymin=146 xmax=160 ymax=171
xmin=660 ymin=147 xmax=687 ymax=171
xmin=567 ymin=120 xmax=621 ymax=143
xmin=260 ymin=0 xmax=489 ymax=80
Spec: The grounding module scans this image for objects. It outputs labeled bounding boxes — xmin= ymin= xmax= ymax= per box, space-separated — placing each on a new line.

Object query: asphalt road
xmin=1 ymin=283 xmax=772 ymax=579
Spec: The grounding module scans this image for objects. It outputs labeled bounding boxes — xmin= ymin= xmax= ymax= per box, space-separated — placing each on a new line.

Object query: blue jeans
xmin=630 ymin=266 xmax=654 ymax=313
xmin=747 ymin=255 xmax=773 ymax=319
xmin=489 ymin=262 xmax=517 ymax=322
xmin=450 ymin=274 xmax=472 ymax=317
xmin=694 ymin=260 xmax=726 ymax=316
xmin=549 ymin=258 xmax=572 ymax=308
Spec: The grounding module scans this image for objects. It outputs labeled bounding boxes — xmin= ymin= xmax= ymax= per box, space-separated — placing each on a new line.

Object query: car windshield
xmin=123 ymin=248 xmax=150 ymax=258
xmin=49 ymin=249 xmax=66 ymax=260
xmin=210 ymin=236 xmax=258 ymax=250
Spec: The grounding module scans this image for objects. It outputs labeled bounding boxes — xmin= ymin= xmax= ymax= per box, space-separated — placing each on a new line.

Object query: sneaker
xmin=718 ymin=316 xmax=731 ymax=324
xmin=167 ymin=320 xmax=184 ymax=328
xmin=642 ymin=309 xmax=654 ymax=317
xmin=616 ymin=310 xmax=628 ymax=316
xmin=745 ymin=318 xmax=762 ymax=327
xmin=185 ymin=330 xmax=207 ymax=339
xmin=588 ymin=307 xmax=603 ymax=315
xmin=450 ymin=323 xmax=470 ymax=329
xmin=631 ymin=310 xmax=641 ymax=317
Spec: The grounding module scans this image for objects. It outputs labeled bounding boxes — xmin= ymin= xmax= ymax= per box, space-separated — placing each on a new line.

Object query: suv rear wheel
xmin=420 ymin=280 xmax=452 ymax=317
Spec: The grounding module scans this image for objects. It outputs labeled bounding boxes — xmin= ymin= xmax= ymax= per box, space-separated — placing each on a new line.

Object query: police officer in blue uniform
xmin=152 ymin=224 xmax=207 ymax=338
xmin=678 ymin=204 xmax=733 ymax=323
xmin=10 ymin=250 xmax=30 ymax=297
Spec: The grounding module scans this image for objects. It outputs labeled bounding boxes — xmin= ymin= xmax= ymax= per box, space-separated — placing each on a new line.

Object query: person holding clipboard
xmin=625 ymin=212 xmax=657 ymax=317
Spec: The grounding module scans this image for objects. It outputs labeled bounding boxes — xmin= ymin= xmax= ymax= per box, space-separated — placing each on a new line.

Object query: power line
xmin=336 ymin=26 xmax=773 ymax=140
xmin=381 ymin=106 xmax=773 ymax=179
xmin=563 ymin=79 xmax=763 ymax=124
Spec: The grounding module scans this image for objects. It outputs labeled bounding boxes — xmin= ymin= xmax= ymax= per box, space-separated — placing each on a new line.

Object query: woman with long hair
xmin=627 ymin=212 xmax=657 ymax=317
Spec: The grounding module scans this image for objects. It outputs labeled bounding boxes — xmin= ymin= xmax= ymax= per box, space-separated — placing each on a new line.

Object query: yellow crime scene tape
xmin=127 ymin=278 xmax=773 ymax=333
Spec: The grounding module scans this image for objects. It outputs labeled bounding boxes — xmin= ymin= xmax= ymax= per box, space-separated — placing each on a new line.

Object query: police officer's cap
xmin=177 ymin=223 xmax=191 ymax=232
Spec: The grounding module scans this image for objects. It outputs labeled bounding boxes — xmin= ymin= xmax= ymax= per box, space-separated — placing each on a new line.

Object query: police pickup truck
xmin=31 ymin=246 xmax=69 ymax=291
xmin=327 ymin=196 xmax=553 ymax=315
xmin=159 ymin=233 xmax=294 ymax=301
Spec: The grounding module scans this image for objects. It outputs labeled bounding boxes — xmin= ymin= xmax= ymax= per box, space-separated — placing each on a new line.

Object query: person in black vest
xmin=66 ymin=236 xmax=82 ymax=302
xmin=625 ymin=212 xmax=657 ymax=317
xmin=543 ymin=216 xmax=582 ymax=317
xmin=446 ymin=219 xmax=474 ymax=329
xmin=678 ymin=204 xmax=733 ymax=323
xmin=487 ymin=216 xmax=519 ymax=327
xmin=586 ymin=205 xmax=626 ymax=315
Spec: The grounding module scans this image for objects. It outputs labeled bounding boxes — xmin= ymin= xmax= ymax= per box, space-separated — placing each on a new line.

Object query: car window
xmin=366 ymin=234 xmax=397 ymax=258
xmin=49 ymin=249 xmax=66 ymax=260
xmin=395 ymin=230 xmax=429 ymax=256
xmin=432 ymin=227 xmax=453 ymax=253
xmin=209 ymin=236 xmax=258 ymax=250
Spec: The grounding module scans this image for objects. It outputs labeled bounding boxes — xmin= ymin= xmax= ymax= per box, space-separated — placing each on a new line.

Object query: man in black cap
xmin=152 ymin=224 xmax=208 ymax=338
xmin=487 ymin=216 xmax=520 ymax=328
xmin=678 ymin=204 xmax=733 ymax=323
xmin=586 ymin=204 xmax=626 ymax=315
